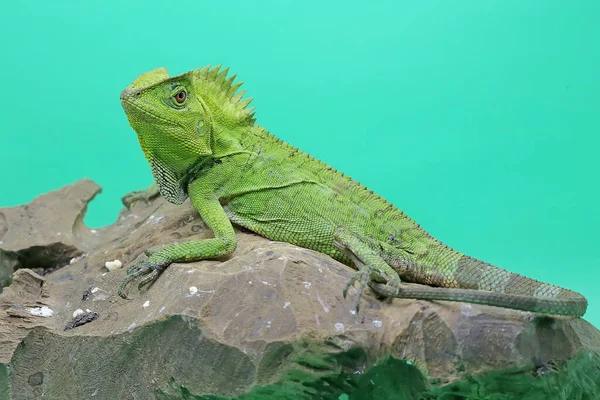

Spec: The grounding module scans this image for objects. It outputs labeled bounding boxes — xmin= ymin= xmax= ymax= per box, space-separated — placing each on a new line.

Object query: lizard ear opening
xmin=194 ymin=91 xmax=214 ymax=147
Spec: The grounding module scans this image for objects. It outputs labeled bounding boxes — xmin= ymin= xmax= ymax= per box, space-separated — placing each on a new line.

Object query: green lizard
xmin=118 ymin=65 xmax=588 ymax=317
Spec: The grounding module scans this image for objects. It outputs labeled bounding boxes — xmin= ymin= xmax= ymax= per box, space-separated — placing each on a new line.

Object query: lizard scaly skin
xmin=118 ymin=66 xmax=587 ymax=317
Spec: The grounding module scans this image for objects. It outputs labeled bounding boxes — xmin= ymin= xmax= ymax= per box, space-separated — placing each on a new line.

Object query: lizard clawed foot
xmin=343 ymin=266 xmax=374 ymax=313
xmin=121 ymin=191 xmax=151 ymax=209
xmin=121 ymin=184 xmax=160 ymax=209
xmin=344 ymin=271 xmax=403 ymax=312
xmin=118 ymin=256 xmax=170 ymax=299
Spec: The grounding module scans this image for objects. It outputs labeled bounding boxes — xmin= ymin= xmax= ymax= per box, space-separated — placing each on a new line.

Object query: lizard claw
xmin=121 ymin=191 xmax=148 ymax=209
xmin=118 ymin=256 xmax=169 ymax=299
xmin=121 ymin=184 xmax=160 ymax=209
xmin=344 ymin=270 xmax=403 ymax=312
xmin=137 ymin=269 xmax=161 ymax=290
xmin=343 ymin=266 xmax=373 ymax=313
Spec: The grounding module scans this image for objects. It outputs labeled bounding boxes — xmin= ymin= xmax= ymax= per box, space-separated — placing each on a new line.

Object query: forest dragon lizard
xmin=118 ymin=66 xmax=587 ymax=317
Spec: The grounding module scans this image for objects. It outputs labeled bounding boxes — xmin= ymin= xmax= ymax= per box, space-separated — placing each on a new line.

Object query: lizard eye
xmin=174 ymin=90 xmax=187 ymax=103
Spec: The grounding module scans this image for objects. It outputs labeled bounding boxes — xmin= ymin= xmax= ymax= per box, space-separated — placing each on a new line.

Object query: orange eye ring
xmin=174 ymin=90 xmax=187 ymax=103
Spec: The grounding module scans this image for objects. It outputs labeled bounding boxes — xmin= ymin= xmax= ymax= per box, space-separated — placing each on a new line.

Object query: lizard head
xmin=120 ymin=67 xmax=214 ymax=204
xmin=121 ymin=66 xmax=255 ymax=204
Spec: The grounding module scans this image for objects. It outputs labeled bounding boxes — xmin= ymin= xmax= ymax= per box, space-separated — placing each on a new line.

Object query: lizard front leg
xmin=118 ymin=180 xmax=236 ymax=299
xmin=333 ymin=228 xmax=401 ymax=311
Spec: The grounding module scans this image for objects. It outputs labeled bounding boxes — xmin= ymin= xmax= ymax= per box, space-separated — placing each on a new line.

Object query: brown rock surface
xmin=0 ymin=180 xmax=598 ymax=400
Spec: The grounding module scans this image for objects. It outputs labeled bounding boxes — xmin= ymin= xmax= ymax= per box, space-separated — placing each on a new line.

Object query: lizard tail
xmin=371 ymin=281 xmax=587 ymax=317
xmin=383 ymin=254 xmax=588 ymax=317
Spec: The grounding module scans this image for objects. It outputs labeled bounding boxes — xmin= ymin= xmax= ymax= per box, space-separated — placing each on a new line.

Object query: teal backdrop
xmin=0 ymin=1 xmax=598 ymax=328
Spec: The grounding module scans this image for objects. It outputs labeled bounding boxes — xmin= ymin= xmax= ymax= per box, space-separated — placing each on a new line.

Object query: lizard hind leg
xmin=333 ymin=227 xmax=401 ymax=312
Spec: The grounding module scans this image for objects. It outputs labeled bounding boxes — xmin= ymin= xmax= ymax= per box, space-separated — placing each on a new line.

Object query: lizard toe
xmin=119 ymin=258 xmax=169 ymax=299
xmin=343 ymin=266 xmax=373 ymax=312
xmin=137 ymin=269 xmax=161 ymax=291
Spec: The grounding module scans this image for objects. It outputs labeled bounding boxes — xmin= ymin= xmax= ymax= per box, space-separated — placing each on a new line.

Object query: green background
xmin=0 ymin=1 xmax=598 ymax=328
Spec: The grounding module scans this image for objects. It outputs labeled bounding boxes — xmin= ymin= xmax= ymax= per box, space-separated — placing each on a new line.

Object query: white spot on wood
xmin=334 ymin=323 xmax=345 ymax=332
xmin=105 ymin=259 xmax=123 ymax=271
xmin=72 ymin=309 xmax=84 ymax=318
xmin=26 ymin=306 xmax=54 ymax=317
xmin=159 ymin=306 xmax=166 ymax=313
xmin=283 ymin=301 xmax=291 ymax=308
xmin=69 ymin=253 xmax=88 ymax=264
xmin=189 ymin=286 xmax=198 ymax=295
xmin=146 ymin=215 xmax=164 ymax=224
xmin=371 ymin=320 xmax=383 ymax=328
xmin=143 ymin=301 xmax=150 ymax=308
xmin=195 ymin=289 xmax=214 ymax=294
xmin=460 ymin=303 xmax=478 ymax=317
xmin=303 ymin=281 xmax=312 ymax=289
xmin=316 ymin=291 xmax=330 ymax=313
xmin=90 ymin=287 xmax=109 ymax=301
